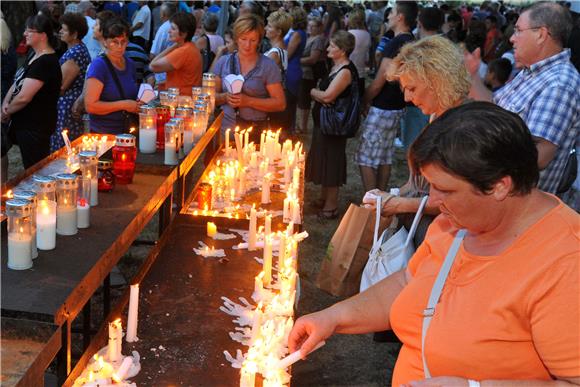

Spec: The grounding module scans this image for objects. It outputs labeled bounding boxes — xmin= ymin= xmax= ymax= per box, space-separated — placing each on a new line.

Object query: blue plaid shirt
xmin=494 ymin=49 xmax=580 ymax=193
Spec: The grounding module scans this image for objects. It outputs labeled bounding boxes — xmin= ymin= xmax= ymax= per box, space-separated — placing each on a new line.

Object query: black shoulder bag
xmin=100 ymin=54 xmax=139 ymax=133
xmin=319 ymin=64 xmax=361 ymax=138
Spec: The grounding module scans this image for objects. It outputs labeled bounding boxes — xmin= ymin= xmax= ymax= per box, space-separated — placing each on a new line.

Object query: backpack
xmin=200 ymin=34 xmax=215 ymax=73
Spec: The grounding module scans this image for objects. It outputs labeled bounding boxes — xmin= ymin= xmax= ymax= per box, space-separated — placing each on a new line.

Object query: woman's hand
xmin=226 ymin=93 xmax=247 ymax=108
xmin=71 ymin=95 xmax=85 ymax=119
xmin=1 ymin=105 xmax=10 ymax=123
xmin=288 ymin=309 xmax=337 ymax=357
xmin=123 ymin=100 xmax=142 ymax=113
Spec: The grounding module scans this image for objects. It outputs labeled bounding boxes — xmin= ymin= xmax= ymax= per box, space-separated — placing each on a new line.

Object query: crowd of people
xmin=0 ymin=1 xmax=579 ymax=385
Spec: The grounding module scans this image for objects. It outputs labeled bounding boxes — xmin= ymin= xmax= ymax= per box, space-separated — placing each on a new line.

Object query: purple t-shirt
xmin=86 ymin=55 xmax=138 ymax=134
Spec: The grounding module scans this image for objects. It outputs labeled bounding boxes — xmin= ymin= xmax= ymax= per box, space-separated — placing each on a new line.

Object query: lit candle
xmin=240 ymin=360 xmax=257 ymax=387
xmin=278 ymin=233 xmax=287 ymax=272
xmin=260 ymin=132 xmax=265 ymax=155
xmin=234 ymin=130 xmax=243 ymax=164
xmin=244 ymin=128 xmax=250 ymax=151
xmin=8 ymin=231 xmax=33 ymax=270
xmin=283 ymin=197 xmax=290 ymax=223
xmin=126 ymin=284 xmax=139 ymax=343
xmin=139 ymin=128 xmax=157 ymax=154
xmin=291 ymin=199 xmax=301 ymax=224
xmin=108 ymin=319 xmax=122 ymax=364
xmin=77 ymin=199 xmax=90 ymax=229
xmin=37 ymin=200 xmax=56 ymax=250
xmin=225 ymin=128 xmax=231 ymax=155
xmin=56 ymin=205 xmax=77 ymax=236
xmin=254 ymin=272 xmax=264 ymax=299
xmin=250 ymin=303 xmax=263 ymax=344
xmin=263 ymin=235 xmax=272 ymax=286
xmin=292 ymin=166 xmax=300 ymax=188
xmin=250 ymin=152 xmax=258 ymax=169
xmin=261 ymin=174 xmax=270 ymax=204
xmin=207 ymin=222 xmax=217 ymax=238
xmin=248 ymin=207 xmax=257 ymax=251
xmin=238 ymin=167 xmax=246 ymax=196
xmin=89 ymin=177 xmax=98 ymax=207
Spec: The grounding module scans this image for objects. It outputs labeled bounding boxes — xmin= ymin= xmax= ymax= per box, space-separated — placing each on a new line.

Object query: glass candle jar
xmin=6 ymin=198 xmax=33 ymax=270
xmin=13 ymin=190 xmax=38 ymax=259
xmin=98 ymin=159 xmax=115 ymax=192
xmin=112 ymin=134 xmax=137 ymax=184
xmin=192 ymin=86 xmax=203 ymax=99
xmin=167 ymin=91 xmax=179 ymax=117
xmin=196 ymin=182 xmax=212 ymax=211
xmin=139 ymin=105 xmax=157 ymax=154
xmin=77 ymin=177 xmax=91 ymax=229
xmin=156 ymin=105 xmax=171 ymax=150
xmin=169 ymin=117 xmax=185 ymax=159
xmin=167 ymin=87 xmax=180 ymax=95
xmin=164 ymin=121 xmax=180 ymax=166
xmin=176 ymin=107 xmax=194 ymax=154
xmin=56 ymin=173 xmax=78 ymax=236
xmin=159 ymin=90 xmax=170 ymax=106
xmin=178 ymin=95 xmax=193 ymax=108
xmin=79 ymin=150 xmax=98 ymax=206
xmin=33 ymin=175 xmax=57 ymax=250
xmin=197 ymin=93 xmax=212 ymax=115
xmin=202 ymin=73 xmax=216 ymax=114
xmin=193 ymin=105 xmax=207 ymax=141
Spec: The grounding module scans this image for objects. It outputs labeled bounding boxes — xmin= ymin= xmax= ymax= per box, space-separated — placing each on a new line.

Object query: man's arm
xmin=464 ymin=48 xmax=493 ymax=102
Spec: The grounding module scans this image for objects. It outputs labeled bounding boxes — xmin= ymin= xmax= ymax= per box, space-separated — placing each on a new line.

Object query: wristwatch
xmin=468 ymin=380 xmax=481 ymax=387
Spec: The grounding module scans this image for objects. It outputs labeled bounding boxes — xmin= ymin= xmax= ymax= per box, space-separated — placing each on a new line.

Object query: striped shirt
xmin=125 ymin=42 xmax=153 ymax=84
xmin=494 ymin=49 xmax=580 ymax=193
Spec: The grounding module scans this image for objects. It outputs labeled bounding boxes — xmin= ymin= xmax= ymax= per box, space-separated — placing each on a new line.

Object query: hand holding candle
xmin=277 ymin=340 xmax=326 ymax=370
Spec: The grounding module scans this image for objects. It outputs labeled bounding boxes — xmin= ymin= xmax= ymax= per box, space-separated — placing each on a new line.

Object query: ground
xmin=5 ymin=119 xmax=409 ymax=386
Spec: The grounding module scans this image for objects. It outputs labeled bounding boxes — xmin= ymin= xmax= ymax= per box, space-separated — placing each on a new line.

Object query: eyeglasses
xmin=513 ymin=26 xmax=543 ymax=36
xmin=107 ymin=38 xmax=128 ymax=47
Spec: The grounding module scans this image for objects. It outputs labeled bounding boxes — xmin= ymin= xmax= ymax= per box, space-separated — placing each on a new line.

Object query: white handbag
xmin=359 ymin=195 xmax=429 ymax=292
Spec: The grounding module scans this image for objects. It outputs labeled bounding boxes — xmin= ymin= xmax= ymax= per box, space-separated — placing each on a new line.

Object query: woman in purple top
xmin=85 ymin=18 xmax=139 ymax=134
xmin=283 ymin=7 xmax=307 ymax=132
xmin=50 ymin=12 xmax=91 ymax=152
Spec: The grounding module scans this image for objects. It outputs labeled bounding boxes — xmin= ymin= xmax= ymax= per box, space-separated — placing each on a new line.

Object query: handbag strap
xmin=100 ymin=54 xmax=127 ymax=100
xmin=421 ymin=229 xmax=467 ymax=378
xmin=373 ymin=196 xmax=382 ymax=246
xmin=404 ymin=196 xmax=429 ymax=248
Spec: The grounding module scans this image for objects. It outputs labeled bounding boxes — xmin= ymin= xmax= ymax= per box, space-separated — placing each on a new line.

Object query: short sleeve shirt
xmin=60 ymin=43 xmax=91 ymax=98
xmin=390 ymin=201 xmax=580 ymax=385
xmin=132 ymin=5 xmax=151 ymax=40
xmin=372 ymin=32 xmax=414 ymax=111
xmin=301 ymin=35 xmax=326 ymax=80
xmin=213 ymin=53 xmax=283 ymax=131
xmin=86 ymin=55 xmax=138 ymax=134
xmin=10 ymin=53 xmax=62 ymax=136
xmin=163 ymin=42 xmax=202 ymax=96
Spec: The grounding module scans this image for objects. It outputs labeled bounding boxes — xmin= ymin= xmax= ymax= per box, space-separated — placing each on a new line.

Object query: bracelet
xmin=468 ymin=380 xmax=481 ymax=387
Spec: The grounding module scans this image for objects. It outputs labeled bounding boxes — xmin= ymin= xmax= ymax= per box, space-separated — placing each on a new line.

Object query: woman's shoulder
xmin=214 ymin=52 xmax=233 ymax=72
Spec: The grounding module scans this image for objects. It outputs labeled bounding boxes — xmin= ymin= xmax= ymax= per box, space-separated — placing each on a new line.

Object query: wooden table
xmin=1 ymin=113 xmax=222 ymax=385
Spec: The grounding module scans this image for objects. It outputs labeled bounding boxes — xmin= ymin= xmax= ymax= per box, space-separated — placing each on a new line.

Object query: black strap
xmin=100 ymin=53 xmax=127 ymax=100
xmin=229 ymin=51 xmax=238 ymax=75
xmin=202 ymin=34 xmax=212 ymax=52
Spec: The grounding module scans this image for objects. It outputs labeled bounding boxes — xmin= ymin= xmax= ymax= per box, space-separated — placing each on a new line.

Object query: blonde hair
xmin=1 ymin=11 xmax=11 ymax=53
xmin=233 ymin=14 xmax=264 ymax=40
xmin=387 ymin=35 xmax=471 ymax=111
xmin=347 ymin=9 xmax=366 ymax=30
xmin=267 ymin=10 xmax=292 ymax=38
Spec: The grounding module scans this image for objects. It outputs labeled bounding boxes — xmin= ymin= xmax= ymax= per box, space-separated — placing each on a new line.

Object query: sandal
xmin=317 ymin=208 xmax=339 ymax=221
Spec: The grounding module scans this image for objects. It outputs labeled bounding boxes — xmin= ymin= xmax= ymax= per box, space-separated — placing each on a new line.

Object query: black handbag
xmin=100 ymin=54 xmax=139 ymax=132
xmin=319 ymin=64 xmax=361 ymax=138
xmin=556 ymin=148 xmax=577 ymax=194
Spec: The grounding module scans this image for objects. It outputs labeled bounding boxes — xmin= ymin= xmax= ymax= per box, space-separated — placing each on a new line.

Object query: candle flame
xmin=121 ymin=153 xmax=127 ymax=162
xmin=6 ymin=190 xmax=12 ymax=198
xmin=19 ymin=226 xmax=24 ymax=233
xmin=79 ymin=198 xmax=87 ymax=207
xmin=102 ymin=135 xmax=108 ymax=142
xmin=129 ymin=127 xmax=136 ymax=133
xmin=112 ymin=373 xmax=122 ymax=383
xmin=88 ymin=370 xmax=94 ymax=381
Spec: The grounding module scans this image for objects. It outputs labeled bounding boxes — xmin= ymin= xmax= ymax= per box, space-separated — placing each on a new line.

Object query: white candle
xmin=77 ymin=202 xmax=90 ymax=228
xmin=238 ymin=167 xmax=246 ymax=196
xmin=293 ymin=167 xmax=300 ymax=188
xmin=56 ymin=206 xmax=77 ymax=236
xmin=260 ymin=132 xmax=265 ymax=155
xmin=254 ymin=272 xmax=264 ymax=299
xmin=263 ymin=236 xmax=272 ymax=286
xmin=248 ymin=207 xmax=257 ymax=251
xmin=207 ymin=222 xmax=217 ymax=237
xmin=139 ymin=128 xmax=157 ymax=154
xmin=283 ymin=197 xmax=290 ymax=222
xmin=250 ymin=152 xmax=258 ymax=169
xmin=37 ymin=200 xmax=56 ymax=250
xmin=126 ymin=284 xmax=139 ymax=343
xmin=244 ymin=130 xmax=250 ymax=151
xmin=90 ymin=178 xmax=98 ymax=207
xmin=261 ymin=175 xmax=270 ymax=204
xmin=292 ymin=200 xmax=301 ymax=224
xmin=276 ymin=341 xmax=326 ymax=370
xmin=278 ymin=233 xmax=287 ymax=272
xmin=264 ymin=214 xmax=271 ymax=238
xmin=240 ymin=361 xmax=257 ymax=387
xmin=108 ymin=319 xmax=122 ymax=364
xmin=183 ymin=130 xmax=194 ymax=154
xmin=250 ymin=304 xmax=262 ymax=344
xmin=7 ymin=233 xmax=33 ymax=270
xmin=234 ymin=132 xmax=243 ymax=164
xmin=164 ymin=140 xmax=179 ymax=165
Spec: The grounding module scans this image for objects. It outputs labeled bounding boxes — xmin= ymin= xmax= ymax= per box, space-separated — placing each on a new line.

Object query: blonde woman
xmin=372 ymin=36 xmax=472 ymax=243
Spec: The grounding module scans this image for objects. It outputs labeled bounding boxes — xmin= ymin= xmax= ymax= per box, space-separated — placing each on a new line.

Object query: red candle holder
xmin=112 ymin=134 xmax=137 ymax=184
xmin=197 ymin=182 xmax=212 ymax=211
xmin=156 ymin=105 xmax=171 ymax=150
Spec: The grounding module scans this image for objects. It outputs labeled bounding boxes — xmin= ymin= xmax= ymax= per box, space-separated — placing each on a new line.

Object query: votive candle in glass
xmin=56 ymin=173 xmax=78 ymax=236
xmin=13 ymin=190 xmax=38 ymax=259
xmin=6 ymin=198 xmax=33 ymax=270
xmin=33 ymin=175 xmax=57 ymax=250
xmin=112 ymin=134 xmax=137 ymax=184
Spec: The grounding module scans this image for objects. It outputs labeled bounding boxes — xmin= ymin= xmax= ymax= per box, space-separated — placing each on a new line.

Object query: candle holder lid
xmin=5 ymin=198 xmax=32 ymax=217
xmin=13 ymin=190 xmax=37 ymax=207
xmin=203 ymin=73 xmax=216 ymax=80
xmin=197 ymin=93 xmax=210 ymax=101
xmin=175 ymin=107 xmax=193 ymax=117
xmin=159 ymin=90 xmax=170 ymax=97
xmin=79 ymin=150 xmax=98 ymax=159
xmin=115 ymin=134 xmax=136 ymax=147
xmin=191 ymin=86 xmax=203 ymax=95
xmin=164 ymin=121 xmax=178 ymax=133
xmin=156 ymin=105 xmax=171 ymax=113
xmin=140 ymin=105 xmax=157 ymax=115
xmin=56 ymin=173 xmax=79 ymax=188
xmin=98 ymin=159 xmax=113 ymax=169
xmin=33 ymin=175 xmax=56 ymax=184
xmin=167 ymin=87 xmax=180 ymax=95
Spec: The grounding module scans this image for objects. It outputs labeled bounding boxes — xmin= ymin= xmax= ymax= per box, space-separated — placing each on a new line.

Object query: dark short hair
xmin=60 ymin=12 xmax=89 ymax=40
xmin=26 ymin=12 xmax=58 ymax=48
xmin=96 ymin=10 xmax=117 ymax=33
xmin=102 ymin=17 xmax=130 ymax=39
xmin=170 ymin=12 xmax=196 ymax=41
xmin=409 ymin=102 xmax=539 ymax=196
xmin=396 ymin=1 xmax=418 ymax=28
xmin=488 ymin=58 xmax=512 ymax=84
xmin=331 ymin=30 xmax=356 ymax=57
xmin=202 ymin=12 xmax=219 ymax=33
xmin=419 ymin=7 xmax=444 ymax=32
xmin=525 ymin=1 xmax=573 ymax=46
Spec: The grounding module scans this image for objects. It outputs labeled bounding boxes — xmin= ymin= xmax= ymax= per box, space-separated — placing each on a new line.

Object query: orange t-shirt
xmin=390 ymin=199 xmax=580 ymax=386
xmin=164 ymin=42 xmax=202 ymax=96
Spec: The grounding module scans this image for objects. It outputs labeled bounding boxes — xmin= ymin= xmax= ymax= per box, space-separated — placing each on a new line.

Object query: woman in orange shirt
xmin=150 ymin=12 xmax=202 ymax=96
xmin=289 ymin=102 xmax=580 ymax=387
